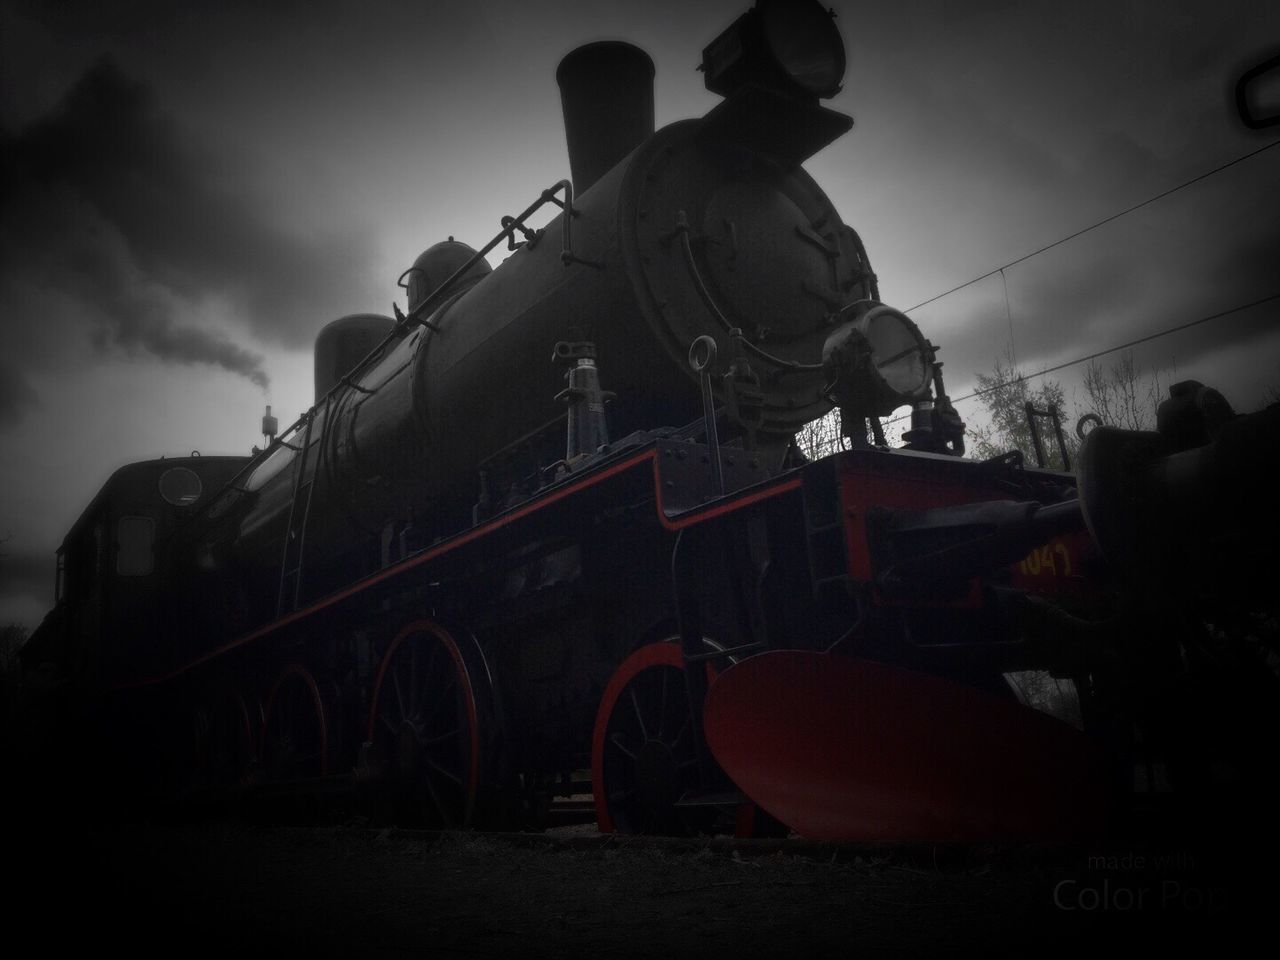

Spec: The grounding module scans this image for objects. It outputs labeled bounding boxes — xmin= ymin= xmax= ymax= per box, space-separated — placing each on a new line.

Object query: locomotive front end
xmin=281 ymin=0 xmax=891 ymax=566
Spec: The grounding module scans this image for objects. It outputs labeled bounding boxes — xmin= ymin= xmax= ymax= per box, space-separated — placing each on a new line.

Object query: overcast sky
xmin=2 ymin=0 xmax=1278 ymax=628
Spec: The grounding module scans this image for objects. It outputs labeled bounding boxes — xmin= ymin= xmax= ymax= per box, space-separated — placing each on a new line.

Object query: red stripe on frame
xmin=114 ymin=446 xmax=803 ymax=690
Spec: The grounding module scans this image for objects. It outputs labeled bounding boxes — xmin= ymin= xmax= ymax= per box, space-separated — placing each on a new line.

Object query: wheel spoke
xmin=629 ymin=687 xmax=648 ymax=740
xmin=669 ymin=717 xmax=689 ymax=751
xmin=393 ymin=665 xmax=407 ymax=722
xmin=421 ymin=764 xmax=454 ymax=827
xmin=416 ymin=642 xmax=441 ymax=717
xmin=410 ymin=643 xmax=423 ymax=715
xmin=422 ymin=727 xmax=459 ymax=746
xmin=427 ymin=679 xmax=458 ymax=724
xmin=657 ymin=669 xmax=668 ymax=739
xmin=609 ymin=732 xmax=638 ymax=760
xmin=404 ymin=715 xmax=426 ymax=739
xmin=423 ymin=755 xmax=463 ymax=786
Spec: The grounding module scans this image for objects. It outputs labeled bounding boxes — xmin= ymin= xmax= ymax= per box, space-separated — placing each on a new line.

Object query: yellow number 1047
xmin=1019 ymin=542 xmax=1072 ymax=578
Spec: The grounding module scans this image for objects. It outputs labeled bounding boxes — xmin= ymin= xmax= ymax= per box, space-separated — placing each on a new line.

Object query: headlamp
xmin=822 ymin=303 xmax=933 ymax=419
xmin=702 ymin=0 xmax=847 ymax=102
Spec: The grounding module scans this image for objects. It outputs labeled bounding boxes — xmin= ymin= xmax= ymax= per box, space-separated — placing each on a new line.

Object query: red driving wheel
xmin=368 ymin=620 xmax=483 ymax=827
xmin=262 ymin=664 xmax=328 ymax=780
xmin=592 ymin=642 xmax=711 ymax=835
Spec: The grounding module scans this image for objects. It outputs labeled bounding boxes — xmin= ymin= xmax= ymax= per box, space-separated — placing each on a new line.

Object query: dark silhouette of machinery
xmin=14 ymin=1 xmax=1279 ymax=841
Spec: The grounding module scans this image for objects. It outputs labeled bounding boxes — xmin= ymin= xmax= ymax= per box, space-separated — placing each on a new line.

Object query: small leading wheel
xmin=262 ymin=665 xmax=328 ymax=781
xmin=592 ymin=642 xmax=710 ymax=835
xmin=368 ymin=621 xmax=486 ymax=827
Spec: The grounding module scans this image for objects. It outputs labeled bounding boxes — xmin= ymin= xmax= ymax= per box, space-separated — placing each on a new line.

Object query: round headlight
xmin=822 ymin=303 xmax=934 ymax=420
xmin=860 ymin=306 xmax=931 ymax=399
xmin=701 ymin=0 xmax=847 ymax=102
xmin=757 ymin=0 xmax=846 ymax=99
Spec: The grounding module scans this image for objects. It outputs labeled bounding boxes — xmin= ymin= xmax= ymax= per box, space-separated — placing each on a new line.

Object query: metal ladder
xmin=1024 ymin=401 xmax=1071 ymax=471
xmin=276 ymin=399 xmax=327 ymax=617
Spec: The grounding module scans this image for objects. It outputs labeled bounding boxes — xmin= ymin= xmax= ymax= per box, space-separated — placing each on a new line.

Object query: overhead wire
xmin=877 ymin=134 xmax=1280 ymax=427
xmin=1000 ymin=267 xmax=1015 ymax=367
xmin=902 ymin=138 xmax=1280 ymax=316
xmin=885 ymin=292 xmax=1280 ymax=425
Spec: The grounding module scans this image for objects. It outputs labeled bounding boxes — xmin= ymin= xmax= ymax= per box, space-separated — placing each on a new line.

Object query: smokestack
xmin=556 ymin=41 xmax=655 ymax=196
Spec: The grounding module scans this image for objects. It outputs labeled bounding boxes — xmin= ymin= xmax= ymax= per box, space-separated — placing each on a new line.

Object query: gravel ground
xmin=8 ymin=817 xmax=1273 ymax=958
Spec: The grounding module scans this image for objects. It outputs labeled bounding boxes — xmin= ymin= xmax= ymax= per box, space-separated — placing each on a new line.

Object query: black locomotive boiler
xmin=15 ymin=0 xmax=1280 ymax=841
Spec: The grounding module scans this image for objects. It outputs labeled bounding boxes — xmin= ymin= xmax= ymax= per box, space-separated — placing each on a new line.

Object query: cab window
xmin=159 ymin=466 xmax=203 ymax=506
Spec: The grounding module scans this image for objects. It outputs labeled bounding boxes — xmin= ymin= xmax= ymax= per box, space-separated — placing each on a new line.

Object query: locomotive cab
xmin=21 ymin=455 xmax=250 ymax=688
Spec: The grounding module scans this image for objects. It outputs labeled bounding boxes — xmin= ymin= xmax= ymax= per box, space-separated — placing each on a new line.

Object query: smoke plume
xmin=0 ymin=57 xmax=381 ymax=423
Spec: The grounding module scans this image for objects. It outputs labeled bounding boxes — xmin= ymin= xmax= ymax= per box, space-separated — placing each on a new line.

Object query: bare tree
xmin=1081 ymin=351 xmax=1162 ymax=431
xmin=800 ymin=349 xmax=1168 ymax=464
xmin=969 ymin=348 xmax=1168 ymax=464
xmin=795 ymin=409 xmax=848 ymax=460
xmin=967 ymin=348 xmax=1077 ymax=466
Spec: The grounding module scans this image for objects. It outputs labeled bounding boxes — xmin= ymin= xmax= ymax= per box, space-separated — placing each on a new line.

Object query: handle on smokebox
xmin=689 ymin=336 xmax=725 ymax=497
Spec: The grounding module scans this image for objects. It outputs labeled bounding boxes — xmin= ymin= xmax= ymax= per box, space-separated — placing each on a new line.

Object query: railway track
xmin=12 ymin=817 xmax=1267 ymax=957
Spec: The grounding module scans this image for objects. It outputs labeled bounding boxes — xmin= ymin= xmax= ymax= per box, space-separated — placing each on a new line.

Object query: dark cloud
xmin=1223 ymin=229 xmax=1280 ymax=290
xmin=914 ymin=248 xmax=1141 ymax=397
xmin=8 ymin=0 xmax=266 ymax=37
xmin=0 ymin=544 xmax=51 ymax=606
xmin=0 ymin=57 xmax=383 ymax=419
xmin=20 ymin=58 xmax=378 ymax=339
xmin=0 ymin=358 xmax=39 ymax=428
xmin=3 ymin=164 xmax=272 ymax=390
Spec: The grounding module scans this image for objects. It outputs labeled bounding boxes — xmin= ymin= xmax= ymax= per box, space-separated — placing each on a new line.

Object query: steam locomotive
xmin=16 ymin=0 xmax=1280 ymax=841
